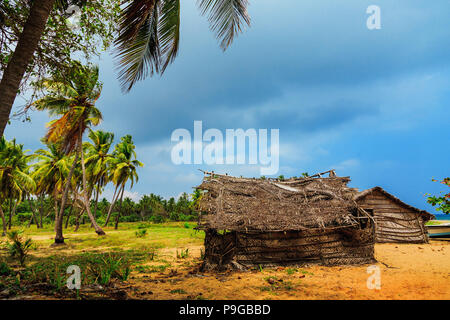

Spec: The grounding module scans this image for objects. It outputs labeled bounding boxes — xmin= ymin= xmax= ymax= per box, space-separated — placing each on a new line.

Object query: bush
xmin=0 ymin=261 xmax=12 ymax=276
xmin=15 ymin=212 xmax=33 ymax=223
xmin=150 ymin=215 xmax=166 ymax=224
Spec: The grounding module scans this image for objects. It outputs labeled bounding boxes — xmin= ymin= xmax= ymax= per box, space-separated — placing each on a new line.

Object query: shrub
xmin=135 ymin=229 xmax=147 ymax=238
xmin=176 ymin=248 xmax=189 ymax=259
xmin=169 ymin=212 xmax=179 ymax=221
xmin=150 ymin=215 xmax=166 ymax=224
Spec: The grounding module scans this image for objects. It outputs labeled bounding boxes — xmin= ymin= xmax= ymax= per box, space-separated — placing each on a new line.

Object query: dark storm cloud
xmin=91 ymin=0 xmax=450 ymax=146
xmin=4 ymin=0 xmax=450 ymax=212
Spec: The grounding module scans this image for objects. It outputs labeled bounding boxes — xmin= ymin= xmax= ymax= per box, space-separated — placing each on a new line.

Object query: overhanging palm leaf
xmin=197 ymin=0 xmax=250 ymax=50
xmin=114 ymin=0 xmax=250 ymax=92
xmin=159 ymin=0 xmax=180 ymax=72
xmin=115 ymin=0 xmax=161 ymax=92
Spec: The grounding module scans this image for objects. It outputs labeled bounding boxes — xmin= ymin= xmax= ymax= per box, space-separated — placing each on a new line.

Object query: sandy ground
xmin=124 ymin=240 xmax=450 ymax=300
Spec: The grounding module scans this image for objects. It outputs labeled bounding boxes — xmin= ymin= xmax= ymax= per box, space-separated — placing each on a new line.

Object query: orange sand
xmin=126 ymin=241 xmax=450 ymax=300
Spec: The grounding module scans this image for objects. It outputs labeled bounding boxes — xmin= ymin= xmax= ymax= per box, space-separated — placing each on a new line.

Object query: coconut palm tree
xmin=115 ymin=0 xmax=250 ymax=91
xmin=84 ymin=129 xmax=114 ymax=218
xmin=104 ymin=135 xmax=143 ymax=228
xmin=29 ymin=62 xmax=105 ymax=244
xmin=0 ymin=137 xmax=36 ymax=235
xmin=31 ymin=143 xmax=72 ymax=229
xmin=32 ymin=143 xmax=71 ymax=200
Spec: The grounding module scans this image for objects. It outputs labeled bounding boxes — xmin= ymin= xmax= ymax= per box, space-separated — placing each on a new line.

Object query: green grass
xmin=426 ymin=220 xmax=449 ymax=226
xmin=7 ymin=222 xmax=204 ymax=252
xmin=0 ymin=221 xmax=205 ymax=298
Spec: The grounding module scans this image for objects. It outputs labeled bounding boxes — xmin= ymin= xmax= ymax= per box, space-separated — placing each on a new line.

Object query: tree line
xmin=1 ymin=61 xmax=198 ymax=245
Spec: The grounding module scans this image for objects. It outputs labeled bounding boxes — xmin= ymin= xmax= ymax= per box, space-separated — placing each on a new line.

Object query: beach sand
xmin=127 ymin=240 xmax=450 ymax=300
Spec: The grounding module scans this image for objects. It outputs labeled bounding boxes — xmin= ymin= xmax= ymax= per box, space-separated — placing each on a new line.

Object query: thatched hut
xmin=354 ymin=187 xmax=434 ymax=243
xmin=196 ymin=172 xmax=376 ymax=270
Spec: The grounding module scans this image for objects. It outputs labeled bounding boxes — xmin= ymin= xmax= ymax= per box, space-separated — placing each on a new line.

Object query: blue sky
xmin=5 ymin=0 xmax=450 ymax=214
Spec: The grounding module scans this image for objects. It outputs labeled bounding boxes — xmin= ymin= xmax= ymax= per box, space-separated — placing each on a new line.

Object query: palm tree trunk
xmin=8 ymin=196 xmax=12 ymax=230
xmin=54 ymin=151 xmax=79 ymax=244
xmin=38 ymin=195 xmax=44 ymax=228
xmin=0 ymin=0 xmax=56 ymax=136
xmin=78 ymin=133 xmax=105 ymax=236
xmin=27 ymin=195 xmax=39 ymax=228
xmin=53 ymin=197 xmax=59 ymax=232
xmin=74 ymin=208 xmax=85 ymax=232
xmin=94 ymin=179 xmax=101 ymax=221
xmin=64 ymin=204 xmax=74 ymax=229
xmin=0 ymin=204 xmax=6 ymax=236
xmin=104 ymin=185 xmax=119 ymax=226
xmin=114 ymin=184 xmax=125 ymax=230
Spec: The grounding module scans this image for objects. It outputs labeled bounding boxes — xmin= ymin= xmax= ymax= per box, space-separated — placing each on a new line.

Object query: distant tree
xmin=105 ymin=135 xmax=143 ymax=228
xmin=84 ymin=129 xmax=114 ymax=217
xmin=0 ymin=137 xmax=35 ymax=234
xmin=427 ymin=178 xmax=450 ymax=214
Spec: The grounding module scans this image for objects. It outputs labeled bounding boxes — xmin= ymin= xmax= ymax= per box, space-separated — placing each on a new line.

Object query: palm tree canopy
xmin=0 ymin=137 xmax=35 ymax=201
xmin=114 ymin=0 xmax=250 ymax=92
xmin=84 ymin=129 xmax=115 ymax=192
xmin=29 ymin=62 xmax=103 ymax=154
xmin=108 ymin=135 xmax=144 ymax=189
xmin=31 ymin=143 xmax=71 ymax=196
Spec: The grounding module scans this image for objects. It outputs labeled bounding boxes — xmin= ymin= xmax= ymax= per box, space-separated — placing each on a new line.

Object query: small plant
xmin=184 ymin=222 xmax=190 ymax=229
xmin=0 ymin=261 xmax=12 ymax=276
xmin=88 ymin=254 xmax=131 ymax=285
xmin=48 ymin=265 xmax=66 ymax=291
xmin=299 ymin=269 xmax=314 ymax=276
xmin=176 ymin=248 xmax=189 ymax=259
xmin=7 ymin=231 xmax=33 ymax=267
xmin=135 ymin=229 xmax=147 ymax=238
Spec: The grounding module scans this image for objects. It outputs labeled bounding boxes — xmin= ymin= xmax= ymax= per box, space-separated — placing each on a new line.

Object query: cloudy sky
xmin=6 ymin=0 xmax=450 ymax=213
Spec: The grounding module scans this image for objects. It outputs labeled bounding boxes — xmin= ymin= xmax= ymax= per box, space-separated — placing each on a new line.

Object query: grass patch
xmin=170 ymin=288 xmax=187 ymax=294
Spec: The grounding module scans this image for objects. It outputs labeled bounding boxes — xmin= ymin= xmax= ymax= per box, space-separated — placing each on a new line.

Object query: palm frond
xmin=197 ymin=0 xmax=250 ymax=50
xmin=114 ymin=0 xmax=161 ymax=92
xmin=159 ymin=0 xmax=181 ymax=72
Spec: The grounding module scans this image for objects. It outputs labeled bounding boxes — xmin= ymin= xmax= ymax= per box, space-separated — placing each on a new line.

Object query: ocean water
xmin=434 ymin=214 xmax=449 ymax=220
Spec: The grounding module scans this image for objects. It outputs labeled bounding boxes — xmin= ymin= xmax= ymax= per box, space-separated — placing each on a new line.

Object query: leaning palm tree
xmin=29 ymin=62 xmax=106 ymax=244
xmin=115 ymin=0 xmax=250 ymax=92
xmin=104 ymin=135 xmax=143 ymax=228
xmin=84 ymin=129 xmax=114 ymax=219
xmin=0 ymin=137 xmax=36 ymax=235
